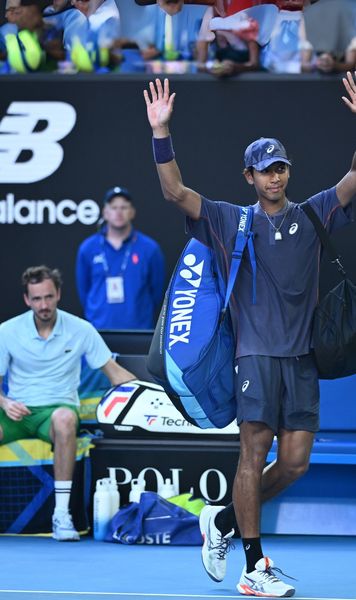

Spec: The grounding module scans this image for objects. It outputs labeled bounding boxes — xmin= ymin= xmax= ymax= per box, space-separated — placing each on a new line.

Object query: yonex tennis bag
xmin=302 ymin=203 xmax=356 ymax=379
xmin=147 ymin=206 xmax=255 ymax=429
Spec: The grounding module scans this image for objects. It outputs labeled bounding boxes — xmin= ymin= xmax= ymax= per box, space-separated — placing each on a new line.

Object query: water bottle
xmin=106 ymin=477 xmax=120 ymax=517
xmin=93 ymin=478 xmax=112 ymax=541
xmin=158 ymin=477 xmax=177 ymax=499
xmin=129 ymin=478 xmax=146 ymax=503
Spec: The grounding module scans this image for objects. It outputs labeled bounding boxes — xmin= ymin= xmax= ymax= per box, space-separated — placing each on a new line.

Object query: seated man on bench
xmin=0 ymin=265 xmax=134 ymax=541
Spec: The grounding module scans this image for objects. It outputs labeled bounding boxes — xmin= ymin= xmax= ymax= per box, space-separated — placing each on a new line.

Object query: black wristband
xmin=152 ymin=136 xmax=175 ymax=164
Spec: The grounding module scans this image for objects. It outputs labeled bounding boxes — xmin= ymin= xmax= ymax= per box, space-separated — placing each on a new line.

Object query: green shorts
xmin=0 ymin=404 xmax=80 ymax=445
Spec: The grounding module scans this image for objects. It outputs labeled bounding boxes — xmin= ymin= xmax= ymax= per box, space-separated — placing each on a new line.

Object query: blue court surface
xmin=0 ymin=535 xmax=355 ymax=600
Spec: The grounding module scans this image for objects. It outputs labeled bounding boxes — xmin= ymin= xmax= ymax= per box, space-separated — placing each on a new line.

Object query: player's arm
xmin=100 ymin=358 xmax=135 ymax=387
xmin=143 ymin=78 xmax=202 ymax=220
xmin=0 ymin=376 xmax=31 ymax=421
xmin=336 ymin=72 xmax=356 ymax=207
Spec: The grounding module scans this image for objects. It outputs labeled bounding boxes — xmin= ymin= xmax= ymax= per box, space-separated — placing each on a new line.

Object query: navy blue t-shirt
xmin=188 ymin=187 xmax=352 ymax=358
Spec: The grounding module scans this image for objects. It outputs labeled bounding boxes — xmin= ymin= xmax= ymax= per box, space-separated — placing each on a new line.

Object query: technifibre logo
xmin=168 ymin=253 xmax=204 ymax=350
xmin=0 ymin=101 xmax=100 ymax=225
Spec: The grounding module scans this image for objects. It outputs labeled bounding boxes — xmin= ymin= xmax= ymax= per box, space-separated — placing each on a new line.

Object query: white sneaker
xmin=199 ymin=505 xmax=234 ymax=582
xmin=237 ymin=557 xmax=295 ymax=597
xmin=52 ymin=510 xmax=80 ymax=541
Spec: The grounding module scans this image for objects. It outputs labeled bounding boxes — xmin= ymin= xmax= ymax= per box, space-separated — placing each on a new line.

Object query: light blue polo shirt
xmin=0 ymin=309 xmax=111 ymax=407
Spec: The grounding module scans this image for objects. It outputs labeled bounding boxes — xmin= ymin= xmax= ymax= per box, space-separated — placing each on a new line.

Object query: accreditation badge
xmin=106 ymin=276 xmax=124 ymax=303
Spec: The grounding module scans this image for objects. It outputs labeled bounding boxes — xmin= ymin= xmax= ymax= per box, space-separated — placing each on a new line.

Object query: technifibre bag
xmin=147 ymin=206 xmax=255 ymax=429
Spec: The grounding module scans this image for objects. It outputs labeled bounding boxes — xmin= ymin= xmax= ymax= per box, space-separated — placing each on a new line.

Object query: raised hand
xmin=143 ymin=78 xmax=176 ymax=133
xmin=342 ymin=71 xmax=356 ymax=113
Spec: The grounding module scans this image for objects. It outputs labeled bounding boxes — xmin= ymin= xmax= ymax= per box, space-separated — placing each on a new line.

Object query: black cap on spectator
xmin=103 ymin=186 xmax=133 ymax=205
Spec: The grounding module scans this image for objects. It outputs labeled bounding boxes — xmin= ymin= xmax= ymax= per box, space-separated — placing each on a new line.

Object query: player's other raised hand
xmin=342 ymin=71 xmax=356 ymax=113
xmin=144 ymin=78 xmax=176 ymax=132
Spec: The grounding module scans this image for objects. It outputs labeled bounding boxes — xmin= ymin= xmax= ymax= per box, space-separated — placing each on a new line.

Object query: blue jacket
xmin=76 ymin=229 xmax=165 ymax=330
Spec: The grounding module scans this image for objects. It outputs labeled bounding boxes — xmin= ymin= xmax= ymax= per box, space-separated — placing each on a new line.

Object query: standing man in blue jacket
xmin=76 ymin=185 xmax=165 ymax=330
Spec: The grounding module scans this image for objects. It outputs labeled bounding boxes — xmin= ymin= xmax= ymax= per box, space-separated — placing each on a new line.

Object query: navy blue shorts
xmin=235 ymin=354 xmax=320 ymax=433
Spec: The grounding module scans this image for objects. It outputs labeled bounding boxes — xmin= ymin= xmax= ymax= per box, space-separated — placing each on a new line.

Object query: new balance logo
xmin=179 ymin=253 xmax=204 ymax=288
xmin=0 ymin=102 xmax=76 ymax=183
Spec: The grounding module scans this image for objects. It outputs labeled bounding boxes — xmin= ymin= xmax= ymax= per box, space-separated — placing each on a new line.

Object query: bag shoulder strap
xmin=223 ymin=205 xmax=255 ymax=314
xmin=300 ymin=201 xmax=347 ymax=277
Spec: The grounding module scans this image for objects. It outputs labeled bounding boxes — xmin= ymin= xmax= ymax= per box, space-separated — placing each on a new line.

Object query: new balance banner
xmin=0 ymin=76 xmax=354 ymax=323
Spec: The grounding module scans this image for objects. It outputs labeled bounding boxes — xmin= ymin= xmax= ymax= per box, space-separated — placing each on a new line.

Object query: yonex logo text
xmin=238 ymin=207 xmax=248 ymax=232
xmin=168 ymin=252 xmax=205 ymax=349
xmin=168 ymin=289 xmax=197 ymax=349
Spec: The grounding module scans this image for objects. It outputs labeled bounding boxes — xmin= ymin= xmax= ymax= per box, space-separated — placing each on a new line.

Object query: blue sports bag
xmin=147 ymin=206 xmax=255 ymax=429
xmin=107 ymin=492 xmax=202 ymax=545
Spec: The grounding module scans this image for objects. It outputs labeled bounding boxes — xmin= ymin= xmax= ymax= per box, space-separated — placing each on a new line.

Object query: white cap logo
xmin=266 ymin=145 xmax=275 ymax=154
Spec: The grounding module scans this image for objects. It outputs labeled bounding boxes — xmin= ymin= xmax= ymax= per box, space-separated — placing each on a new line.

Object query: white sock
xmin=54 ymin=480 xmax=72 ymax=513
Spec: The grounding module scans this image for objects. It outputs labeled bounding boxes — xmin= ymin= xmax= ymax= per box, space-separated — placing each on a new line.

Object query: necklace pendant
xmin=275 ymin=231 xmax=282 ymax=241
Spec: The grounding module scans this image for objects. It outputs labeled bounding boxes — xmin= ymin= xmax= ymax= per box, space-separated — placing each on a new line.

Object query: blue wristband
xmin=152 ymin=136 xmax=175 ymax=164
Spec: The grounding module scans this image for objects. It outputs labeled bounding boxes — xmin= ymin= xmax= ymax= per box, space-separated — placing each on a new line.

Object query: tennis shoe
xmin=199 ymin=505 xmax=234 ymax=582
xmin=52 ymin=510 xmax=80 ymax=541
xmin=237 ymin=556 xmax=295 ymax=597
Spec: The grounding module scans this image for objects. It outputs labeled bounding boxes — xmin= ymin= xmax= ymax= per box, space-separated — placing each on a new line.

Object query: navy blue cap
xmin=244 ymin=138 xmax=291 ymax=171
xmin=103 ymin=186 xmax=132 ymax=205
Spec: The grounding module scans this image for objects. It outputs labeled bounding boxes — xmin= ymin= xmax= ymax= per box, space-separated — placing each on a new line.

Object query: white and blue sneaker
xmin=237 ymin=556 xmax=295 ymax=597
xmin=199 ymin=505 xmax=234 ymax=582
xmin=52 ymin=510 xmax=80 ymax=542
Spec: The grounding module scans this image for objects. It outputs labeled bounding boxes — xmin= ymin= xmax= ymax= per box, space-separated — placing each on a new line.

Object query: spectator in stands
xmin=260 ymin=0 xmax=314 ymax=74
xmin=2 ymin=0 xmax=65 ymax=72
xmin=76 ymin=186 xmax=165 ymax=330
xmin=71 ymin=0 xmax=120 ymax=43
xmin=126 ymin=0 xmax=207 ymax=65
xmin=114 ymin=0 xmax=159 ymax=63
xmin=43 ymin=0 xmax=88 ymax=52
xmin=69 ymin=0 xmax=121 ymax=70
xmin=196 ymin=2 xmax=261 ymax=77
xmin=157 ymin=0 xmax=185 ymax=16
xmin=0 ymin=265 xmax=134 ymax=541
xmin=155 ymin=2 xmax=206 ymax=62
xmin=304 ymin=0 xmax=356 ymax=73
xmin=0 ymin=0 xmax=19 ymax=58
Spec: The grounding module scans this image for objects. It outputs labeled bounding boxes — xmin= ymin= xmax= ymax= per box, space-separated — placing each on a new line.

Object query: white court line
xmin=0 ymin=592 xmax=351 ymax=600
